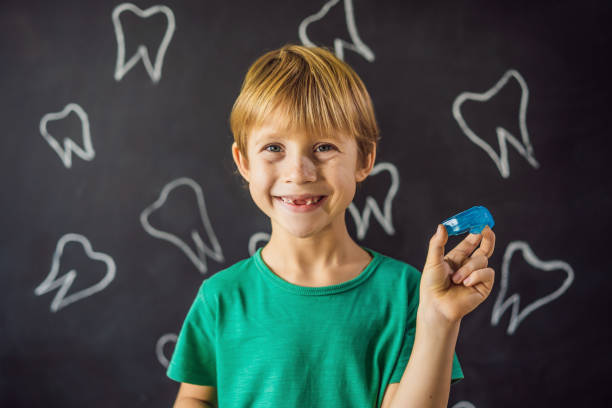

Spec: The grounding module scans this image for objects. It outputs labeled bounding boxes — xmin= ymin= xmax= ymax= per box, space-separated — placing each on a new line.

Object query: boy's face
xmin=232 ymin=118 xmax=375 ymax=239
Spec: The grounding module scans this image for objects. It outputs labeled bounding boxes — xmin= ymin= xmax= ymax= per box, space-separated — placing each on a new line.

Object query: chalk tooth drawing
xmin=299 ymin=0 xmax=375 ymax=62
xmin=140 ymin=177 xmax=224 ymax=274
xmin=112 ymin=3 xmax=175 ymax=83
xmin=39 ymin=103 xmax=94 ymax=168
xmin=156 ymin=333 xmax=177 ymax=368
xmin=452 ymin=69 xmax=539 ymax=178
xmin=34 ymin=233 xmax=116 ymax=312
xmin=452 ymin=402 xmax=476 ymax=408
xmin=248 ymin=232 xmax=271 ymax=256
xmin=491 ymin=241 xmax=575 ymax=335
xmin=348 ymin=162 xmax=398 ymax=240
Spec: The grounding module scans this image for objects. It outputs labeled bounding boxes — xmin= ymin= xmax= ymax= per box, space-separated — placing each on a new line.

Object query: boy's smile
xmin=274 ymin=194 xmax=327 ymax=212
xmin=232 ymin=117 xmax=375 ymax=240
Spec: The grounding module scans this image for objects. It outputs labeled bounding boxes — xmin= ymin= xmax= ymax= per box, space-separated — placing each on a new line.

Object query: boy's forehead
xmin=248 ymin=122 xmax=349 ymax=145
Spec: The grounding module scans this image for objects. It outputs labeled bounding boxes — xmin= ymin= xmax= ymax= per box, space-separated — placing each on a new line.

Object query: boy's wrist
xmin=416 ymin=301 xmax=462 ymax=335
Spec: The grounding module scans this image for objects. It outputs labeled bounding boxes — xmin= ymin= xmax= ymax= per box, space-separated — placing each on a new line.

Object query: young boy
xmin=167 ymin=44 xmax=496 ymax=408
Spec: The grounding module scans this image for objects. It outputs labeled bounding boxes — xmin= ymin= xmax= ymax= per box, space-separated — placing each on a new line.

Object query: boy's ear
xmin=231 ymin=142 xmax=250 ymax=182
xmin=355 ymin=142 xmax=377 ymax=183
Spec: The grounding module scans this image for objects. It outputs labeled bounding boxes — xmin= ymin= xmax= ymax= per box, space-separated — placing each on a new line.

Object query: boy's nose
xmin=283 ymin=154 xmax=317 ymax=184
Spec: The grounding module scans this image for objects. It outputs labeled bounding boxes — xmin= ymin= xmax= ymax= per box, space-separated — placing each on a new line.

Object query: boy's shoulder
xmin=200 ymin=254 xmax=256 ymax=293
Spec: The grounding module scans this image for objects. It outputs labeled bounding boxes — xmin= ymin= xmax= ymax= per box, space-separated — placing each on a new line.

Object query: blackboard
xmin=1 ymin=0 xmax=611 ymax=406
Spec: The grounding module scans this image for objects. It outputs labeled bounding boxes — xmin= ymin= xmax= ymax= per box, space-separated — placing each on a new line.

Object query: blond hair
xmin=229 ymin=44 xmax=380 ymax=169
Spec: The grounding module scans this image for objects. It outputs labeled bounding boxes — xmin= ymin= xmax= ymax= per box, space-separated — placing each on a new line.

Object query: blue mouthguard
xmin=442 ymin=205 xmax=495 ymax=236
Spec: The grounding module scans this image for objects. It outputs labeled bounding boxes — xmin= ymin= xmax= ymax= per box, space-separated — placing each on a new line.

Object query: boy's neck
xmin=260 ymin=219 xmax=372 ymax=287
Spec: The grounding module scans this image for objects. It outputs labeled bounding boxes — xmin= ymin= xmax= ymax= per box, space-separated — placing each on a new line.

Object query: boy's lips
xmin=274 ymin=194 xmax=326 ymax=200
xmin=273 ymin=194 xmax=327 ymax=205
xmin=273 ymin=195 xmax=328 ymax=211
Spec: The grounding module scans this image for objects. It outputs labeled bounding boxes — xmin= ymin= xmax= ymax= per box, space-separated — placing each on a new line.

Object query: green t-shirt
xmin=167 ymin=246 xmax=463 ymax=407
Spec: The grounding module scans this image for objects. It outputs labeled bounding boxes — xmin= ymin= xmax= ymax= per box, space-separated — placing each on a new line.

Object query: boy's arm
xmin=386 ymin=225 xmax=495 ymax=408
xmin=173 ymin=383 xmax=218 ymax=408
xmin=385 ymin=310 xmax=460 ymax=408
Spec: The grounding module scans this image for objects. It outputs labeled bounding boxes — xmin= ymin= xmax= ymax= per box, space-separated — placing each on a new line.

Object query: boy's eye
xmin=315 ymin=144 xmax=336 ymax=153
xmin=263 ymin=144 xmax=336 ymax=153
xmin=264 ymin=145 xmax=282 ymax=153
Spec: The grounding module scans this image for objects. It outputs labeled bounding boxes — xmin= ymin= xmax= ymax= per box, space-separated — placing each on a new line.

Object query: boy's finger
xmin=451 ymin=254 xmax=489 ymax=284
xmin=472 ymin=226 xmax=496 ymax=258
xmin=444 ymin=232 xmax=483 ymax=269
xmin=463 ymin=267 xmax=495 ymax=290
xmin=424 ymin=225 xmax=448 ymax=269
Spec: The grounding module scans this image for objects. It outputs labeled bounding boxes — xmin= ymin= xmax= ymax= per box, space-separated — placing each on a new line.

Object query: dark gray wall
xmin=1 ymin=0 xmax=610 ymax=406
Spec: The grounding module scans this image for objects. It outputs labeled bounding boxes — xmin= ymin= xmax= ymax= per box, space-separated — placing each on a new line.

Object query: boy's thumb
xmin=424 ymin=224 xmax=447 ymax=269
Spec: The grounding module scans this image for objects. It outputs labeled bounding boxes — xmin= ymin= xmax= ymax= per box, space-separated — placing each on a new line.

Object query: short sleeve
xmin=389 ymin=265 xmax=464 ymax=384
xmin=167 ymin=280 xmax=217 ymax=386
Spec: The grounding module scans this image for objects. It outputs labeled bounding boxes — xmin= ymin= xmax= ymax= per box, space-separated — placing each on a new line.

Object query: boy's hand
xmin=420 ymin=224 xmax=496 ymax=325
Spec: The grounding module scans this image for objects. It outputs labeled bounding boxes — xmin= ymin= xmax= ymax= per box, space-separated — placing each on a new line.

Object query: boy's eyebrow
xmin=253 ymin=129 xmax=344 ymax=145
xmin=252 ymin=131 xmax=285 ymax=146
